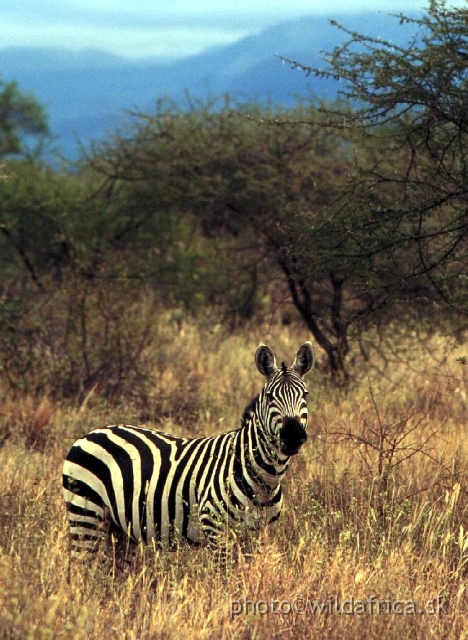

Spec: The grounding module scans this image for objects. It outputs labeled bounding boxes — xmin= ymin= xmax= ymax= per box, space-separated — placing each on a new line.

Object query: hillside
xmin=2 ymin=11 xmax=420 ymax=159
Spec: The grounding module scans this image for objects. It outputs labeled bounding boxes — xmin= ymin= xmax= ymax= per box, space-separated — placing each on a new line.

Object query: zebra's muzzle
xmin=279 ymin=417 xmax=307 ymax=456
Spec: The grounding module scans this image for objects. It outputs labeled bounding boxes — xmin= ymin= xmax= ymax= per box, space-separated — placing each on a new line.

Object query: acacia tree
xmin=88 ymin=1 xmax=467 ymax=382
xmin=92 ymin=96 xmax=449 ymax=382
xmin=85 ymin=98 xmax=361 ymax=379
xmin=282 ymin=0 xmax=468 ymax=330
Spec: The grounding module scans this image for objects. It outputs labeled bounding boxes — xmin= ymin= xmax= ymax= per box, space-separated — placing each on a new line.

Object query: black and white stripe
xmin=63 ymin=342 xmax=314 ymax=557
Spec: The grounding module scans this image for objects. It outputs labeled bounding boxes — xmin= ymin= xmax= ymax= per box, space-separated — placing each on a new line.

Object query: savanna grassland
xmin=0 ymin=320 xmax=466 ymax=639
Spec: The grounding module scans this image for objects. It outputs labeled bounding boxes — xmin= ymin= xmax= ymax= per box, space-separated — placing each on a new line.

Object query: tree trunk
xmin=278 ymin=259 xmax=350 ymax=385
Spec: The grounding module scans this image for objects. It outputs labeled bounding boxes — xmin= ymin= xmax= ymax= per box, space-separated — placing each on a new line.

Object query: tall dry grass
xmin=0 ymin=320 xmax=466 ymax=639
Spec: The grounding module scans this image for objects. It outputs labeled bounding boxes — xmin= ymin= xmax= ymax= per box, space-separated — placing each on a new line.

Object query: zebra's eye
xmin=266 ymin=391 xmax=274 ymax=402
xmin=303 ymin=390 xmax=309 ymax=399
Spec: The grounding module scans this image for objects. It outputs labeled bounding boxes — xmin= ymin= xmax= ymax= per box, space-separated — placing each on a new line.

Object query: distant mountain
xmin=0 ymin=47 xmax=173 ymax=72
xmin=1 ymin=12 xmax=421 ymax=160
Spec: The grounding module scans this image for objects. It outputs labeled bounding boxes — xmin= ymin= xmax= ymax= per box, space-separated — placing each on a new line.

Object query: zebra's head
xmin=255 ymin=342 xmax=314 ymax=457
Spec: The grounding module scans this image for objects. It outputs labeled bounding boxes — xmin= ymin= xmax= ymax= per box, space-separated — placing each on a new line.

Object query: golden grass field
xmin=0 ymin=321 xmax=467 ymax=639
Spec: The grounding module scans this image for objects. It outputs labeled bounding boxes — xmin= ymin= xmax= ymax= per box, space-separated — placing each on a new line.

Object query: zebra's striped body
xmin=63 ymin=342 xmax=314 ymax=556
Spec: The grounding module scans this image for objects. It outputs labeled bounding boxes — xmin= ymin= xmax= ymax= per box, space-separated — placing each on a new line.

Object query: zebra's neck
xmin=237 ymin=404 xmax=290 ymax=492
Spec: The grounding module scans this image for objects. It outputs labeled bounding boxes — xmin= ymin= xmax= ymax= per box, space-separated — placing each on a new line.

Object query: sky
xmin=0 ymin=0 xmax=463 ymax=59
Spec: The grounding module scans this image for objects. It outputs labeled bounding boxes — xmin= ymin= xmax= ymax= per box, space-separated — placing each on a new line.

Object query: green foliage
xmin=0 ymin=162 xmax=77 ymax=288
xmin=0 ymin=79 xmax=49 ymax=157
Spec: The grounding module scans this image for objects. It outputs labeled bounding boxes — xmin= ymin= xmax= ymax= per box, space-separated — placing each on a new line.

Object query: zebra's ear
xmin=292 ymin=341 xmax=315 ymax=376
xmin=255 ymin=344 xmax=277 ymax=377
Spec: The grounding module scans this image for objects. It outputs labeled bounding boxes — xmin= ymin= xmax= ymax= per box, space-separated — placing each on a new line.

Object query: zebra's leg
xmin=106 ymin=517 xmax=139 ymax=571
xmin=65 ymin=495 xmax=137 ymax=572
xmin=201 ymin=515 xmax=265 ymax=575
xmin=64 ymin=496 xmax=108 ymax=584
xmin=198 ymin=503 xmax=240 ymax=570
xmin=65 ymin=497 xmax=107 ymax=557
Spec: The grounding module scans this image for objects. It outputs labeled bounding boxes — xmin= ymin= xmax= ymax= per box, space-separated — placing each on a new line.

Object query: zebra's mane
xmin=241 ymin=394 xmax=259 ymax=425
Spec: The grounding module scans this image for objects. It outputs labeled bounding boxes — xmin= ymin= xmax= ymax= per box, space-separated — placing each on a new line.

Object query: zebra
xmin=63 ymin=341 xmax=314 ymax=561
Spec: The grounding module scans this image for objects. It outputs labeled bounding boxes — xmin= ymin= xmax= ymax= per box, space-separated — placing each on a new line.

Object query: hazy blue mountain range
xmin=1 ymin=12 xmax=420 ymax=160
